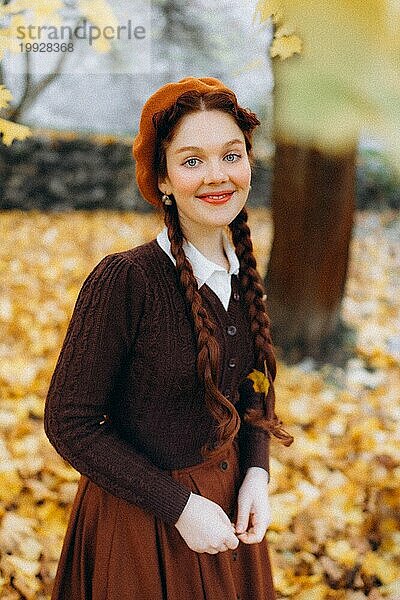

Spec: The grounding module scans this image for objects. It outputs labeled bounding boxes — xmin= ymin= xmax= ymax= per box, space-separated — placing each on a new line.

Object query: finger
xmin=225 ymin=531 xmax=240 ymax=550
xmin=235 ymin=499 xmax=251 ymax=534
xmin=236 ymin=522 xmax=267 ymax=544
xmin=236 ymin=529 xmax=260 ymax=544
xmin=248 ymin=510 xmax=270 ymax=532
xmin=238 ymin=531 xmax=265 ymax=544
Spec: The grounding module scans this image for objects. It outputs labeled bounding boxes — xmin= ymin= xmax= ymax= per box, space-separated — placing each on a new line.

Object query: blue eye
xmin=182 ymin=153 xmax=242 ymax=167
xmin=224 ymin=153 xmax=241 ymax=162
xmin=183 ymin=158 xmax=200 ymax=167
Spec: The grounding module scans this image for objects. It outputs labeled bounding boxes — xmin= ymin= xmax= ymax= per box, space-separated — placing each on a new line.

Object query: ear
xmin=157 ymin=175 xmax=171 ymax=196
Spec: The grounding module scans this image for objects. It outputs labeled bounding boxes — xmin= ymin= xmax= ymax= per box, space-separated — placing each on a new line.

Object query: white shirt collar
xmin=156 ymin=226 xmax=240 ymax=288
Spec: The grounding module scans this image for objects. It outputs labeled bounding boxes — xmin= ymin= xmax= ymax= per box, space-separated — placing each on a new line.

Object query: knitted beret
xmin=132 ymin=76 xmax=237 ymax=207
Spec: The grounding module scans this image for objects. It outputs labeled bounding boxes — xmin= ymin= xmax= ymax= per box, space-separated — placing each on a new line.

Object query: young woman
xmin=44 ymin=76 xmax=293 ymax=600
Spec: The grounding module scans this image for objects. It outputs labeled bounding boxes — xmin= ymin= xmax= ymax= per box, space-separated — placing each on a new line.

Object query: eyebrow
xmin=175 ymin=138 xmax=244 ymax=154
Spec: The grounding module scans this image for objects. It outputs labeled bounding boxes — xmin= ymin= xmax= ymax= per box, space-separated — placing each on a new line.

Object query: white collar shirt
xmin=156 ymin=226 xmax=240 ymax=311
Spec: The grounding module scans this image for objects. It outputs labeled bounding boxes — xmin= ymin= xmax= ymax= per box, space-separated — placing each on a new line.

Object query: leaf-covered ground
xmin=0 ymin=208 xmax=399 ymax=599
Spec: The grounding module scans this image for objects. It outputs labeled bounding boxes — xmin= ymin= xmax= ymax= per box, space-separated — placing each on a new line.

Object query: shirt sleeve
xmin=44 ymin=253 xmax=192 ymax=525
xmin=236 ymin=376 xmax=270 ymax=479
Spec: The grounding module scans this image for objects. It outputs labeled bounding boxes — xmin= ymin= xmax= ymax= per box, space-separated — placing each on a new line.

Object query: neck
xmin=180 ymin=222 xmax=229 ymax=268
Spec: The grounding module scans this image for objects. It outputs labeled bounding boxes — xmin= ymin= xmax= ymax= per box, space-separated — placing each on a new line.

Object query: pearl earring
xmin=162 ymin=193 xmax=172 ymax=205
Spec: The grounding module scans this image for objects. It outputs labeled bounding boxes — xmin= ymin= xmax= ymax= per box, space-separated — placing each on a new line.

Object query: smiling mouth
xmin=196 ymin=192 xmax=235 ymax=204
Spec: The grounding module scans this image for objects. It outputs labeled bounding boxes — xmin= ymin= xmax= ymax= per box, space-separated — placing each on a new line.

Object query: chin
xmin=202 ymin=216 xmax=238 ymax=229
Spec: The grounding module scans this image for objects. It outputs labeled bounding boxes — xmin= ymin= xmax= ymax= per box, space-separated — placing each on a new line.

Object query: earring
xmin=162 ymin=193 xmax=172 ymax=206
xmin=249 ymin=184 xmax=252 ymax=190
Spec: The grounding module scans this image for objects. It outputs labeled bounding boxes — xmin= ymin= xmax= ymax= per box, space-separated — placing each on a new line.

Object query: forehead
xmin=169 ymin=110 xmax=245 ymax=149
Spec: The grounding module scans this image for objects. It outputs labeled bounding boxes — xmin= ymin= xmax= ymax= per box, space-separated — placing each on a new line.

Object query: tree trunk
xmin=265 ymin=142 xmax=357 ymax=364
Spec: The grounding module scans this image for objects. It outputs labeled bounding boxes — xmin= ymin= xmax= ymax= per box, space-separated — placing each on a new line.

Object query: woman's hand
xmin=234 ymin=467 xmax=271 ymax=544
xmin=175 ymin=492 xmax=239 ymax=554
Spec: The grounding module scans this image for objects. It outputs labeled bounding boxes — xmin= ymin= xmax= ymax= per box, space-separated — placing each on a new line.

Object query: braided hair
xmin=152 ymin=90 xmax=294 ymax=460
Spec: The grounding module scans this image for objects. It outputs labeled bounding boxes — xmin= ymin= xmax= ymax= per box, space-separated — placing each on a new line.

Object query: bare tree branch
xmin=5 ymin=17 xmax=83 ymax=122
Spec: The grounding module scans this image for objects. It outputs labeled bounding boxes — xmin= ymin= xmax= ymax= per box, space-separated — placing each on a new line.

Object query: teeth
xmin=205 ymin=194 xmax=228 ymax=199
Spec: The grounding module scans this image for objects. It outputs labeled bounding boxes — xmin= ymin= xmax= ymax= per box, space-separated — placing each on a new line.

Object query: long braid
xmin=163 ymin=201 xmax=241 ymax=459
xmin=154 ymin=88 xmax=293 ymax=455
xmin=230 ymin=208 xmax=294 ymax=447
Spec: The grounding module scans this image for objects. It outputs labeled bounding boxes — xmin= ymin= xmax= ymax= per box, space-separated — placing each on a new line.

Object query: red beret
xmin=132 ymin=76 xmax=237 ymax=207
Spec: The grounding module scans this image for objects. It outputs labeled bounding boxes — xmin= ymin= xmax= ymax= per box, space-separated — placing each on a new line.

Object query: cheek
xmin=170 ymin=167 xmax=202 ymax=193
xmin=232 ymin=160 xmax=251 ymax=186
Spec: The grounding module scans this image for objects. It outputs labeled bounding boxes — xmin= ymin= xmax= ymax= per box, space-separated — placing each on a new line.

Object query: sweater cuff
xmin=157 ymin=480 xmax=192 ymax=525
xmin=238 ymin=425 xmax=270 ymax=478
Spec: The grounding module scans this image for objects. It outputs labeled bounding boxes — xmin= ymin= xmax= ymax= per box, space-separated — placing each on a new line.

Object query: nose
xmin=203 ymin=159 xmax=229 ymax=185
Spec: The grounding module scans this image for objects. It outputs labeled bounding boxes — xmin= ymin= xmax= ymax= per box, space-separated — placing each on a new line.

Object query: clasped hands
xmin=174 ymin=467 xmax=271 ymax=554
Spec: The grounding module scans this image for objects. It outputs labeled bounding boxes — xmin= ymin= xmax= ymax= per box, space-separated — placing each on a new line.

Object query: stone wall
xmin=0 ymin=129 xmax=272 ymax=212
xmin=0 ymin=131 xmax=148 ymax=212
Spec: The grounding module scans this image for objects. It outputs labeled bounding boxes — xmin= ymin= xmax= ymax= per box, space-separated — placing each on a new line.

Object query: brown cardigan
xmin=44 ymin=238 xmax=270 ymax=525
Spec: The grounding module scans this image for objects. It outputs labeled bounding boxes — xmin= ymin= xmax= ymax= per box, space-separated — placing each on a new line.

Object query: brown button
xmin=220 ymin=460 xmax=228 ymax=471
xmin=233 ymin=292 xmax=240 ymax=301
xmin=224 ymin=388 xmax=231 ymax=398
xmin=227 ymin=325 xmax=237 ymax=336
xmin=232 ymin=551 xmax=238 ymax=561
xmin=228 ymin=358 xmax=236 ymax=368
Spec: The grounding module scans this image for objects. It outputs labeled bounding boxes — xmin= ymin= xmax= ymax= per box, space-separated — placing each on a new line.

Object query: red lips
xmin=196 ymin=191 xmax=235 ymax=204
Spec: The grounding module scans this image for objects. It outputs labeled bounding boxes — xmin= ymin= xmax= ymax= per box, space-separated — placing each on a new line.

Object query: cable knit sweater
xmin=44 ymin=238 xmax=270 ymax=525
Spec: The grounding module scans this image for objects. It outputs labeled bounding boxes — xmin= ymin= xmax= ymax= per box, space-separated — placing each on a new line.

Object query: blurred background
xmin=0 ymin=1 xmax=399 ymax=598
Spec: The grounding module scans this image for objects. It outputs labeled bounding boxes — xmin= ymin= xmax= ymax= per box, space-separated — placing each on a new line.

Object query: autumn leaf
xmin=78 ymin=0 xmax=119 ymax=53
xmin=253 ymin=0 xmax=283 ymax=25
xmin=252 ymin=0 xmax=302 ymax=61
xmin=361 ymin=551 xmax=400 ymax=584
xmin=0 ymin=117 xmax=32 ymax=145
xmin=274 ymin=21 xmax=296 ymax=37
xmin=270 ymin=34 xmax=302 ymax=60
xmin=0 ymin=86 xmax=13 ymax=110
xmin=246 ymin=367 xmax=270 ymax=394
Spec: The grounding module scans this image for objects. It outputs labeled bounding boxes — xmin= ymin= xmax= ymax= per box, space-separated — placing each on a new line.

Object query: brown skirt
xmin=50 ymin=438 xmax=276 ymax=599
